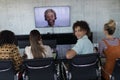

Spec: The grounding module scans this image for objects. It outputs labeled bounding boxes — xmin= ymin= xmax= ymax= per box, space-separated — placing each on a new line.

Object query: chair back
xmin=69 ymin=53 xmax=99 ymax=80
xmin=0 ymin=60 xmax=15 ymax=80
xmin=23 ymin=58 xmax=56 ymax=80
xmin=112 ymin=58 xmax=120 ymax=80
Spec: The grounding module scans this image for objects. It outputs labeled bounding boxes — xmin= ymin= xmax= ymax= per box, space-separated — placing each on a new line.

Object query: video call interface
xmin=34 ymin=6 xmax=70 ymax=28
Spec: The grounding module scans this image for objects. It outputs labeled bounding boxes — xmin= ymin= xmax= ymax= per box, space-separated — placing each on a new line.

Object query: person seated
xmin=66 ymin=20 xmax=94 ymax=59
xmin=0 ymin=30 xmax=23 ymax=73
xmin=24 ymin=29 xmax=53 ymax=59
xmin=98 ymin=19 xmax=120 ymax=80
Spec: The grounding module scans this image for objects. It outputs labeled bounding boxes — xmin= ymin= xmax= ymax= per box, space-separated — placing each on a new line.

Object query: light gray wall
xmin=0 ymin=0 xmax=120 ymax=43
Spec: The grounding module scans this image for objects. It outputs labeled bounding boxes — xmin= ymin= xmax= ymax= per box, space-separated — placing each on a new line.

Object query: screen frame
xmin=34 ymin=6 xmax=71 ymax=28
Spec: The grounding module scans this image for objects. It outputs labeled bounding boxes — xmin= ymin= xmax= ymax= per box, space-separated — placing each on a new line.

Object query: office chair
xmin=0 ymin=60 xmax=15 ymax=80
xmin=102 ymin=58 xmax=120 ymax=80
xmin=23 ymin=58 xmax=57 ymax=80
xmin=111 ymin=58 xmax=120 ymax=80
xmin=64 ymin=53 xmax=101 ymax=80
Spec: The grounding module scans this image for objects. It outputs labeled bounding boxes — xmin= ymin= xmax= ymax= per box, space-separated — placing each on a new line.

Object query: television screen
xmin=34 ymin=6 xmax=70 ymax=28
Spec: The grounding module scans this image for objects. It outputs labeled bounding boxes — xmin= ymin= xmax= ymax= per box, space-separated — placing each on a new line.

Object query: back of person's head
xmin=30 ymin=30 xmax=41 ymax=44
xmin=0 ymin=30 xmax=15 ymax=46
xmin=44 ymin=9 xmax=57 ymax=20
xmin=30 ymin=30 xmax=45 ymax=58
xmin=104 ymin=19 xmax=116 ymax=35
xmin=72 ymin=20 xmax=91 ymax=37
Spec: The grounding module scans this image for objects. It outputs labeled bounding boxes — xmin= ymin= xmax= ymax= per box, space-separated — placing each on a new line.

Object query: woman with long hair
xmin=24 ymin=30 xmax=53 ymax=59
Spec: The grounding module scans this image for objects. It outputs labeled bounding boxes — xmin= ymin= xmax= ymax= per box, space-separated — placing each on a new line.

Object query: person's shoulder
xmin=24 ymin=46 xmax=31 ymax=53
xmin=0 ymin=44 xmax=14 ymax=53
xmin=77 ymin=36 xmax=88 ymax=42
xmin=114 ymin=37 xmax=120 ymax=40
xmin=25 ymin=46 xmax=31 ymax=49
xmin=77 ymin=39 xmax=84 ymax=44
xmin=2 ymin=44 xmax=17 ymax=49
xmin=43 ymin=45 xmax=51 ymax=48
xmin=99 ymin=38 xmax=107 ymax=42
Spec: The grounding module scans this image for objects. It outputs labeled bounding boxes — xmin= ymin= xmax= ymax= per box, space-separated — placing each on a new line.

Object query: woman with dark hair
xmin=24 ymin=30 xmax=53 ymax=59
xmin=0 ymin=30 xmax=22 ymax=72
xmin=66 ymin=20 xmax=94 ymax=59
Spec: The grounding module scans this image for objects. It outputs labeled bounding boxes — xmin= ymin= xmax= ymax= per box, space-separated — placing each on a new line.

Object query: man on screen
xmin=44 ymin=9 xmax=57 ymax=27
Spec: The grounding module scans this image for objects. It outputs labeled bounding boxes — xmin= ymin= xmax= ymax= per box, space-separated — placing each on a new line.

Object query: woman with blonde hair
xmin=98 ymin=19 xmax=120 ymax=80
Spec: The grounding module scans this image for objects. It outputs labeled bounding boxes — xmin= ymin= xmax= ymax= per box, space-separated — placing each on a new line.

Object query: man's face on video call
xmin=46 ymin=12 xmax=56 ymax=26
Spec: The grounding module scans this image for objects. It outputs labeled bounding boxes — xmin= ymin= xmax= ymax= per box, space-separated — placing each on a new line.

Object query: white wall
xmin=0 ymin=0 xmax=120 ymax=43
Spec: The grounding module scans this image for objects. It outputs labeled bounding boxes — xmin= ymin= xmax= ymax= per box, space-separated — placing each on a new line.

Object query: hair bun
xmin=108 ymin=19 xmax=116 ymax=28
